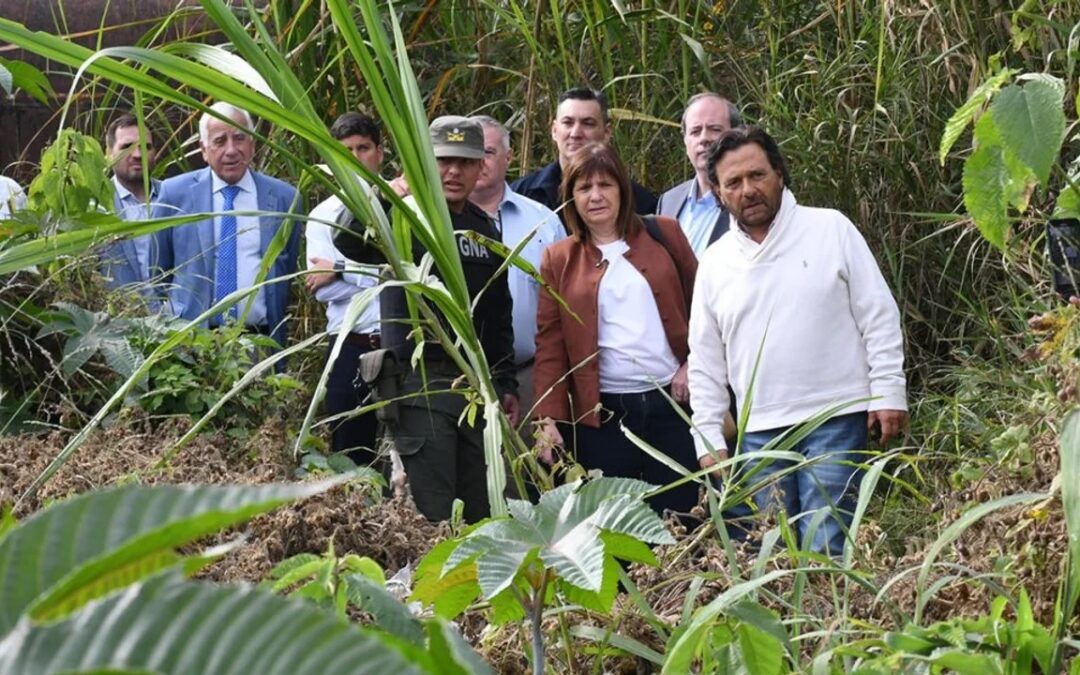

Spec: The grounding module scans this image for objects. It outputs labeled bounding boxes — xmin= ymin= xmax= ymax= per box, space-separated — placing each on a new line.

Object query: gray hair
xmin=199 ymin=102 xmax=255 ymax=143
xmin=469 ymin=115 xmax=511 ymax=151
xmin=680 ymin=93 xmax=742 ymax=133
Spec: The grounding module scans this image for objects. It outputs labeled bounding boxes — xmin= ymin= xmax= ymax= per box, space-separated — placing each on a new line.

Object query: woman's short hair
xmin=559 ymin=143 xmax=639 ymax=242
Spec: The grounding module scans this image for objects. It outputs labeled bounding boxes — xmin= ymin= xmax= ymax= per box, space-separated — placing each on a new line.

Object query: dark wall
xmin=0 ymin=0 xmax=212 ymax=184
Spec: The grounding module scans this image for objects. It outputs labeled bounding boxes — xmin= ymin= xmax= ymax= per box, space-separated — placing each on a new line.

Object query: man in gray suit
xmin=99 ymin=113 xmax=163 ymax=290
xmin=655 ymin=93 xmax=741 ymax=257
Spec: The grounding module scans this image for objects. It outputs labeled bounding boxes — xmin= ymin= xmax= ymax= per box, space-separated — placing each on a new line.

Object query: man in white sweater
xmin=687 ymin=126 xmax=907 ymax=555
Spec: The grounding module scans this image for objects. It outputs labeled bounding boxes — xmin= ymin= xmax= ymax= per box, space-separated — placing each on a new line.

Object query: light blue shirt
xmin=112 ymin=175 xmax=156 ymax=277
xmin=211 ymin=170 xmax=267 ymax=327
xmin=490 ymin=184 xmax=565 ymax=364
xmin=678 ymin=182 xmax=723 ymax=258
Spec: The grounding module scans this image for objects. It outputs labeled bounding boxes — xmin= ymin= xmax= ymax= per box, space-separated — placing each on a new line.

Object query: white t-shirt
xmin=595 ymin=239 xmax=680 ymax=393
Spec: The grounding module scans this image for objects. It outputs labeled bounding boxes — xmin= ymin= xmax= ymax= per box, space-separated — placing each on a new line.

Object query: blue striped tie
xmin=215 ymin=184 xmax=241 ymax=322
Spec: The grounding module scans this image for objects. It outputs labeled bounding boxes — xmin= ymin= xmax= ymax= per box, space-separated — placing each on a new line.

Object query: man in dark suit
xmin=154 ymin=102 xmax=302 ymax=348
xmin=99 ymin=113 xmax=163 ymax=290
xmin=511 ymin=87 xmax=656 ymax=221
xmin=655 ymin=93 xmax=741 ymax=257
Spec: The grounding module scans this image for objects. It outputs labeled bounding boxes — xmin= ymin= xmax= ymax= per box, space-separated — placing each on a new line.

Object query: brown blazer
xmin=533 ymin=215 xmax=698 ymax=427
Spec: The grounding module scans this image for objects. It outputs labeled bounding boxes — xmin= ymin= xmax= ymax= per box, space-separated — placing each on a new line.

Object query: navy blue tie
xmin=215 ymin=185 xmax=241 ymax=321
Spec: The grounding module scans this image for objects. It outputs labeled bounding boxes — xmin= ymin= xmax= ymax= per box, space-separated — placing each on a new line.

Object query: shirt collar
xmin=498 ymin=182 xmax=523 ymax=213
xmin=211 ymin=169 xmax=255 ymax=195
xmin=686 ymin=180 xmax=718 ymax=206
xmin=112 ymin=174 xmax=157 ymax=202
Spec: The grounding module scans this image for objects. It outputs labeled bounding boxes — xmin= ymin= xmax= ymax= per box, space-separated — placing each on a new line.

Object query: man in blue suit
xmin=99 ymin=113 xmax=163 ymax=290
xmin=155 ymin=102 xmax=302 ymax=349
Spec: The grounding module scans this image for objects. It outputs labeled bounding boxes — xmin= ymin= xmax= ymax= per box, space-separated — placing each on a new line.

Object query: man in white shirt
xmin=305 ymin=112 xmax=386 ymax=464
xmin=155 ymin=102 xmax=301 ymax=351
xmin=99 ymin=113 xmax=163 ymax=290
xmin=655 ymin=93 xmax=741 ymax=257
xmin=469 ymin=115 xmax=564 ymax=418
xmin=688 ymin=125 xmax=908 ymax=556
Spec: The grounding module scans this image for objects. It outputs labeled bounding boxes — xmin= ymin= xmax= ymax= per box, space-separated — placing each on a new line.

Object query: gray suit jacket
xmin=656 ymin=178 xmax=730 ymax=250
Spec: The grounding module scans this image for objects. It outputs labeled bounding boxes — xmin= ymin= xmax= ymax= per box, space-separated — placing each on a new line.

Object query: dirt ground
xmin=0 ymin=413 xmax=445 ymax=584
xmin=1 ymin=412 xmax=1071 ymax=668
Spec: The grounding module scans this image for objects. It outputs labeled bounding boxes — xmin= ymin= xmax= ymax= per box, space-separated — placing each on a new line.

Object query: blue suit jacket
xmin=153 ymin=167 xmax=302 ymax=348
xmin=99 ymin=178 xmax=163 ymax=289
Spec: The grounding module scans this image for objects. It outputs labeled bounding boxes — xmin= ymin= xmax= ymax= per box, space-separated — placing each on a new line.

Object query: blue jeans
xmin=727 ymin=412 xmax=867 ymax=556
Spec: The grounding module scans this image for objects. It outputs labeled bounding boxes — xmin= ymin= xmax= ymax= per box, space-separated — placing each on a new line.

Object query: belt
xmin=242 ymin=324 xmax=271 ymax=336
xmin=343 ymin=332 xmax=381 ymax=349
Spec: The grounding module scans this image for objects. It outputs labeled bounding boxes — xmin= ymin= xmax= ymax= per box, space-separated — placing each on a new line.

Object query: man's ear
xmin=603 ymin=122 xmax=612 ymax=143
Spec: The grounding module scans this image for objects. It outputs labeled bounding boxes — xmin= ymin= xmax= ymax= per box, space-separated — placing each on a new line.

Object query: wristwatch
xmin=333 ymin=260 xmax=345 ymax=280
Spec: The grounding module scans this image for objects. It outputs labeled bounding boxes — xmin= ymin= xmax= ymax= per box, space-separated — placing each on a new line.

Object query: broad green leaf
xmin=344 ymin=574 xmax=424 ymax=645
xmin=939 ymin=68 xmax=1016 ymax=165
xmin=884 ymin=628 xmax=938 ymax=654
xmin=928 ymin=648 xmax=1003 ymax=673
xmin=559 ymin=554 xmax=620 ymax=613
xmin=736 ymin=623 xmax=783 ymax=675
xmin=599 ymin=531 xmax=657 ymax=566
xmin=0 ymin=481 xmax=341 ymax=635
xmin=0 ymin=573 xmax=433 ymax=674
xmin=412 ymin=540 xmax=481 ymax=619
xmin=1055 ymin=185 xmax=1080 ymax=219
xmin=728 ymin=601 xmax=788 ymax=647
xmin=564 ymin=477 xmax=655 ymax=524
xmin=590 ymin=494 xmax=675 ymax=545
xmin=663 ymin=571 xmax=789 ymax=674
xmin=962 ymin=115 xmax=1025 ymax=251
xmin=991 ymin=76 xmax=1066 ymax=185
xmin=423 ymin=619 xmax=497 ymax=675
xmin=0 ymin=56 xmax=55 ymax=103
xmin=540 ymin=518 xmax=606 ymax=592
xmin=488 ymin=584 xmax=527 ymax=624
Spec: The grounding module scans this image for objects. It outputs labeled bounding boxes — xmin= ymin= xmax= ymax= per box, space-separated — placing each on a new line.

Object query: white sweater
xmin=688 ymin=189 xmax=906 ymax=458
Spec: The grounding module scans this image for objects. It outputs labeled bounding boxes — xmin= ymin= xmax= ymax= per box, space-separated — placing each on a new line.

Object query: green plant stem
xmin=531 ymin=570 xmax=550 ymax=675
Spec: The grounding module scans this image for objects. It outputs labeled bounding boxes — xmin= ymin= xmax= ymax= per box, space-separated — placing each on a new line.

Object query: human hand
xmin=306 ymin=256 xmax=336 ymax=292
xmin=699 ymin=451 xmax=728 ymax=480
xmin=671 ymin=362 xmax=690 ymax=403
xmin=387 ymin=175 xmax=410 ymax=198
xmin=501 ymin=393 xmax=521 ymax=427
xmin=534 ymin=417 xmax=563 ymax=465
xmin=868 ymin=409 xmax=909 ymax=445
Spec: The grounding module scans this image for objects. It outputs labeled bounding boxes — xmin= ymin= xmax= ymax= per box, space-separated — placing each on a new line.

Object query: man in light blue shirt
xmin=471 ymin=115 xmax=564 ymax=416
xmin=656 ymin=93 xmax=742 ymax=257
xmin=100 ymin=113 xmax=162 ymax=291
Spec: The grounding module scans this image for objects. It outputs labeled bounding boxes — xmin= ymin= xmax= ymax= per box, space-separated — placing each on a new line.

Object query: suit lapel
xmin=254 ymin=172 xmax=276 ymax=259
xmin=194 ymin=168 xmax=215 ymax=258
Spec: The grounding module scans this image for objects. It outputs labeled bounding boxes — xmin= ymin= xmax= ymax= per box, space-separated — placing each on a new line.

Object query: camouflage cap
xmin=429 ymin=115 xmax=484 ymax=159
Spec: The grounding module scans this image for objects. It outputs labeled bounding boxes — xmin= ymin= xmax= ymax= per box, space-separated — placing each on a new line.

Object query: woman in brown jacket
xmin=532 ymin=143 xmax=701 ymax=514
